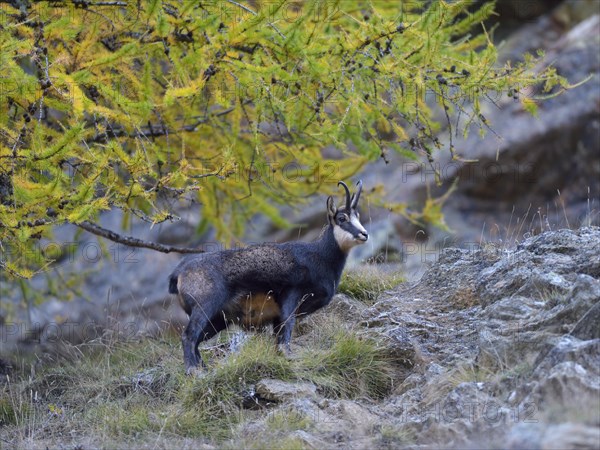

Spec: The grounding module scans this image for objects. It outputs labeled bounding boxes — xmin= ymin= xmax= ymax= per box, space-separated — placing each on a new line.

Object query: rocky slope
xmin=1 ymin=228 xmax=598 ymax=449
xmin=235 ymin=227 xmax=600 ymax=448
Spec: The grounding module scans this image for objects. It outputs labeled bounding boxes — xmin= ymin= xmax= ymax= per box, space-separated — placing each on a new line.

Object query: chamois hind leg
xmin=182 ymin=307 xmax=205 ymax=373
xmin=194 ymin=313 xmax=228 ymax=362
xmin=181 ymin=290 xmax=229 ymax=374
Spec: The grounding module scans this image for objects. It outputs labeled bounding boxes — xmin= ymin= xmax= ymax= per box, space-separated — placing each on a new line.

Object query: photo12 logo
xmin=399 ymin=400 xmax=538 ymax=425
xmin=0 ymin=320 xmax=139 ymax=344
xmin=0 ymin=241 xmax=140 ymax=267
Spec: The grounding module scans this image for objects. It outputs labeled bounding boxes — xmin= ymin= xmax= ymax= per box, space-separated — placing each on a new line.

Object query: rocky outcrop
xmin=362 ymin=227 xmax=600 ymax=448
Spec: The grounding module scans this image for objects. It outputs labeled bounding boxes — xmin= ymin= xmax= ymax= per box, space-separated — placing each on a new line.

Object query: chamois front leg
xmin=273 ymin=289 xmax=301 ymax=356
xmin=298 ymin=289 xmax=333 ymax=316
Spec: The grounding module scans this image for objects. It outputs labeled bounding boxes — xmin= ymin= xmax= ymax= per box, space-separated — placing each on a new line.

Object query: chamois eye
xmin=338 ymin=215 xmax=348 ymax=223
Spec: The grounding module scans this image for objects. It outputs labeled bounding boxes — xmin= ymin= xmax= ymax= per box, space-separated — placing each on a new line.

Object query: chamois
xmin=169 ymin=181 xmax=368 ymax=374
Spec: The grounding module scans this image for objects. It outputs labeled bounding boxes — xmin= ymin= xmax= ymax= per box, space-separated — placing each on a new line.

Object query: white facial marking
xmin=333 ymin=225 xmax=356 ymax=252
xmin=350 ymin=215 xmax=367 ymax=236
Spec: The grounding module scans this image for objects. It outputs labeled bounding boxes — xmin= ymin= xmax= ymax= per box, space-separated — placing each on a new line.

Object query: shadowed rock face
xmin=395 ymin=3 xmax=600 ymax=246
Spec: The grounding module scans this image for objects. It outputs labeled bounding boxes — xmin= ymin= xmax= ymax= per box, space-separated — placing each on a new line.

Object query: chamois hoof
xmin=185 ymin=366 xmax=205 ymax=377
xmin=277 ymin=343 xmax=292 ymax=358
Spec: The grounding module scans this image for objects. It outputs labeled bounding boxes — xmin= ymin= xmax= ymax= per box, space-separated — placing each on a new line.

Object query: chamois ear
xmin=326 ymin=196 xmax=337 ymax=224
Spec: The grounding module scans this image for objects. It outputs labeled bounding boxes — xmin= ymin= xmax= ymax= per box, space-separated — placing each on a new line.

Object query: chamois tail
xmin=168 ymin=274 xmax=179 ymax=294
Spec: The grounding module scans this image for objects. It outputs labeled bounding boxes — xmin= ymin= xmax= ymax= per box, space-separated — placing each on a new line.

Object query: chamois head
xmin=327 ymin=180 xmax=369 ymax=252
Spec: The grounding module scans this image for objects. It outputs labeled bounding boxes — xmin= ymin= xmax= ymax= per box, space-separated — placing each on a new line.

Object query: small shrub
xmin=0 ymin=387 xmax=34 ymax=431
xmin=379 ymin=424 xmax=414 ymax=448
xmin=185 ymin=335 xmax=293 ymax=406
xmin=338 ymin=266 xmax=404 ymax=304
xmin=274 ymin=436 xmax=308 ymax=450
xmin=228 ymin=434 xmax=309 ymax=450
xmin=167 ymin=406 xmax=238 ymax=440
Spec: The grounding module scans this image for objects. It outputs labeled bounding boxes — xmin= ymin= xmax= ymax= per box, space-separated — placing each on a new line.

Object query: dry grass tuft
xmin=338 ymin=266 xmax=404 ymax=305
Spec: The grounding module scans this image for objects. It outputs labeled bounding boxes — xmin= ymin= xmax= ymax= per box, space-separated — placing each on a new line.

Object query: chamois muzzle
xmin=356 ymin=230 xmax=369 ymax=242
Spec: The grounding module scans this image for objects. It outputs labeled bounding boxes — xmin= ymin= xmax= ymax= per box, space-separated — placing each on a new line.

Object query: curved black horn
xmin=350 ymin=180 xmax=362 ymax=209
xmin=338 ymin=181 xmax=351 ymax=211
xmin=351 ymin=180 xmax=363 ymax=209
